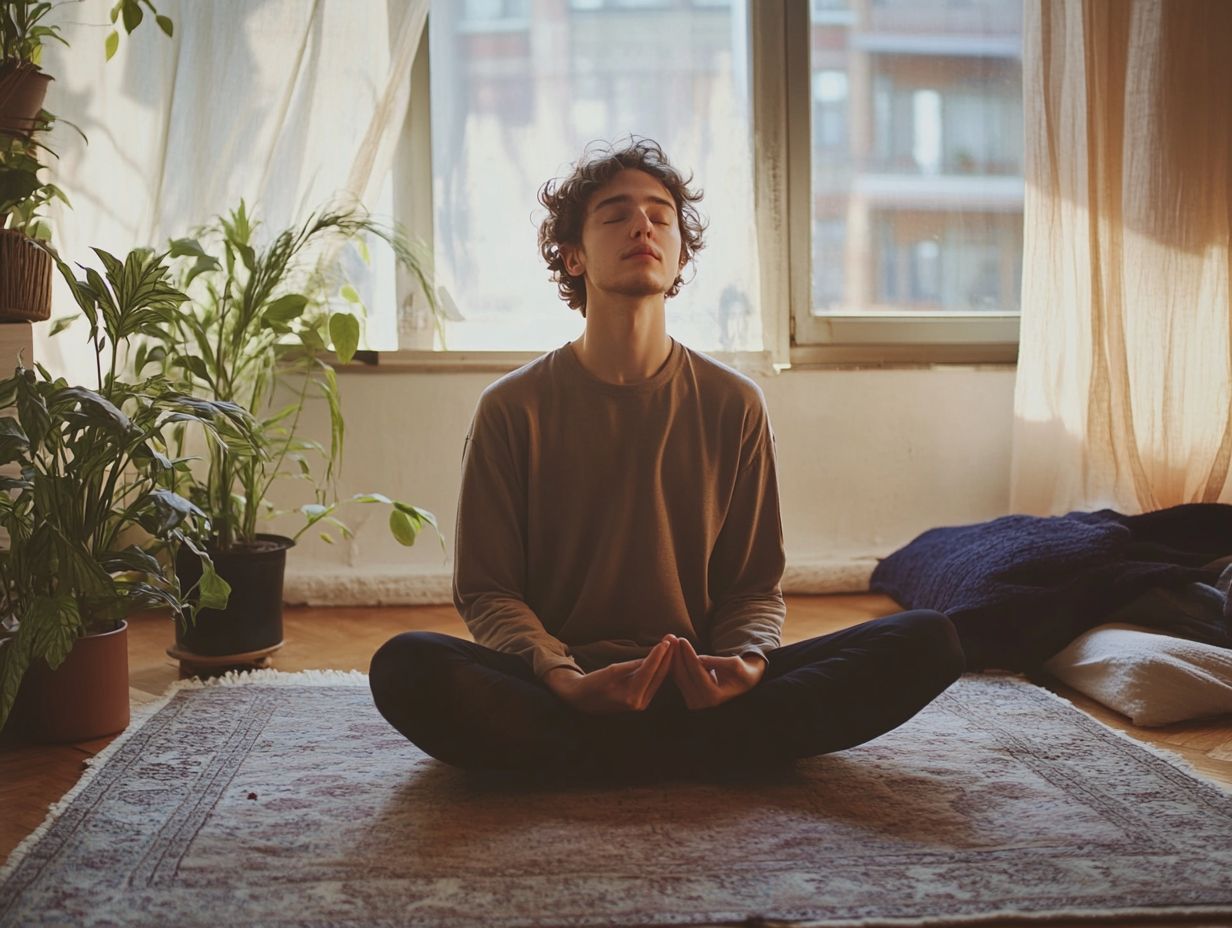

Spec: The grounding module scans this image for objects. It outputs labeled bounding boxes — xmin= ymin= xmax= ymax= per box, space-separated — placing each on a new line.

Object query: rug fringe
xmin=159 ymin=667 xmax=370 ymax=694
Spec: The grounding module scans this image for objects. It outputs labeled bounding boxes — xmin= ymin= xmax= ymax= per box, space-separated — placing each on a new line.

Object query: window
xmin=418 ymin=0 xmax=758 ymax=354
xmin=792 ymin=0 xmax=1023 ymax=358
xmin=393 ymin=0 xmax=1023 ymax=363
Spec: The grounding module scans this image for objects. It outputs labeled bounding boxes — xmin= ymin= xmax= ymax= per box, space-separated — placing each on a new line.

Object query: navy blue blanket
xmin=870 ymin=503 xmax=1232 ymax=671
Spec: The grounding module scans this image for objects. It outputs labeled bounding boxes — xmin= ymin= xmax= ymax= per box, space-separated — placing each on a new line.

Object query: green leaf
xmin=389 ymin=508 xmax=418 ymax=546
xmin=393 ymin=501 xmax=439 ymax=531
xmin=197 ymin=557 xmax=231 ymax=611
xmin=15 ymin=379 xmax=50 ymax=450
xmin=59 ymin=386 xmax=131 ymax=432
xmin=184 ymin=254 xmax=220 ymax=287
xmin=102 ymin=545 xmax=164 ymax=576
xmin=145 ymin=488 xmax=206 ymax=534
xmin=236 ymin=242 xmax=256 ymax=272
xmin=329 ymin=312 xmax=360 ymax=364
xmin=104 ymin=29 xmax=119 ymax=59
xmin=26 ymin=594 xmax=82 ymax=670
xmin=122 ymin=0 xmax=142 ymax=34
xmin=168 ymin=237 xmax=208 ymax=259
xmin=0 ymin=631 xmax=32 ymax=734
xmin=352 ymin=492 xmax=393 ymax=505
xmin=262 ymin=293 xmax=308 ymax=330
xmin=48 ymin=315 xmax=78 ymax=337
xmin=132 ymin=442 xmax=173 ymax=473
xmin=156 ymin=14 xmax=173 ymax=36
xmin=340 ymin=284 xmax=361 ymax=304
xmin=300 ymin=502 xmax=330 ymax=520
xmin=174 ymin=354 xmax=211 ymax=382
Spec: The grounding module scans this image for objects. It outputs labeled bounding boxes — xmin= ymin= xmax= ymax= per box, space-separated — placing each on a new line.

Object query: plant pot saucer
xmin=167 ymin=640 xmax=284 ymax=677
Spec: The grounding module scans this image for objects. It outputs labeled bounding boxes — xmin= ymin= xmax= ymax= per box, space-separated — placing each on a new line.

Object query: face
xmin=563 ymin=168 xmax=684 ymax=305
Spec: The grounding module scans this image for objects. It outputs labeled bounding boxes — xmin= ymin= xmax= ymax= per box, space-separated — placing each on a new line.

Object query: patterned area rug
xmin=2 ymin=671 xmax=1231 ymax=928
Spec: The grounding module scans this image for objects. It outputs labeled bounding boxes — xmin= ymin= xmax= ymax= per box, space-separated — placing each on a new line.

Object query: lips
xmin=623 ymin=246 xmax=659 ymax=260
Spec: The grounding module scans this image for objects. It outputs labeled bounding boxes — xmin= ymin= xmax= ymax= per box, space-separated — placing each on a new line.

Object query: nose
xmin=629 ymin=209 xmax=654 ymax=237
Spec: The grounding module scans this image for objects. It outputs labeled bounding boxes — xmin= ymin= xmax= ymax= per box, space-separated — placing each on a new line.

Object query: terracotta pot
xmin=174 ymin=534 xmax=293 ymax=661
xmin=12 ymin=621 xmax=130 ymax=744
xmin=0 ymin=63 xmax=52 ymax=137
xmin=0 ymin=230 xmax=53 ymax=322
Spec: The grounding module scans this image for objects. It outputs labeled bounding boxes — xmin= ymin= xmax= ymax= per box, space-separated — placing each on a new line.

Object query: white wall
xmin=274 ymin=362 xmax=1017 ymax=604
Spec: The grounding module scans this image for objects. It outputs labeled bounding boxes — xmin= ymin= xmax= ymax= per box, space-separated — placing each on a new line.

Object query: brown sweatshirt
xmin=452 ymin=336 xmax=786 ymax=680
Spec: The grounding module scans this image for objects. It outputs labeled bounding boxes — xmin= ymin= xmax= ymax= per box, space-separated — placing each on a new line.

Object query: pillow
xmin=1043 ymin=624 xmax=1232 ymax=727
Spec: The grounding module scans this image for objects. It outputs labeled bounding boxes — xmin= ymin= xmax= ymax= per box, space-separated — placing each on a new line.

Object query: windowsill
xmin=331 ymin=343 xmax=1017 ymax=374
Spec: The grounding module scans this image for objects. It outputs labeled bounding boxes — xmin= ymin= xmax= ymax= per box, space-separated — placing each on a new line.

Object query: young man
xmin=369 ymin=138 xmax=964 ymax=781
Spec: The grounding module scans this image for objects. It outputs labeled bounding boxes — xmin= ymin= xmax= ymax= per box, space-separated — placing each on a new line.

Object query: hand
xmin=543 ymin=637 xmax=675 ymax=715
xmin=670 ymin=636 xmax=766 ymax=709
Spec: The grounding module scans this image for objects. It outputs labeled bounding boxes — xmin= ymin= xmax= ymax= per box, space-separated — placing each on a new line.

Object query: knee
xmin=894 ymin=609 xmax=966 ymax=682
xmin=368 ymin=631 xmax=453 ymax=710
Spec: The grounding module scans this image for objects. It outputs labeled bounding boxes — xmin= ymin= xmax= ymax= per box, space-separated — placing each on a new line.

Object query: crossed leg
xmin=368 ymin=610 xmax=965 ymax=781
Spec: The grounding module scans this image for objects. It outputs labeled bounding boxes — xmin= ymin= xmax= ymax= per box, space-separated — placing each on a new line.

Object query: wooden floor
xmin=3 ymin=594 xmax=1231 ymax=928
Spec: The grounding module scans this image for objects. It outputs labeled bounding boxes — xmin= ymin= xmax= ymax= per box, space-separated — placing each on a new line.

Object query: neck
xmin=570 ymin=294 xmax=672 ymax=385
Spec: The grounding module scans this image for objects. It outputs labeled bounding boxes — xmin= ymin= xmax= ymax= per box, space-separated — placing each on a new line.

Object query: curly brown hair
xmin=537 ymin=137 xmax=707 ymax=317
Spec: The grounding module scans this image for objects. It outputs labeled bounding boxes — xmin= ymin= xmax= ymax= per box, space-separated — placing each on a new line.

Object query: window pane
xmin=429 ymin=1 xmax=759 ymax=352
xmin=810 ymin=0 xmax=1023 ymax=315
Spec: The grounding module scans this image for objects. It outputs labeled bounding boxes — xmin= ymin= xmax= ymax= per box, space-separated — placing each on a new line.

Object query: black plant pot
xmin=172 ymin=534 xmax=294 ymax=667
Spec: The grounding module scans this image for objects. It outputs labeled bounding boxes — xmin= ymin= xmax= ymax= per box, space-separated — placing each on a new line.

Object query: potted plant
xmin=0 ymin=244 xmax=254 ymax=742
xmin=0 ymin=117 xmax=69 ymax=321
xmin=0 ymin=0 xmax=172 ymax=135
xmin=0 ymin=0 xmax=171 ymax=322
xmin=143 ymin=200 xmax=446 ymax=668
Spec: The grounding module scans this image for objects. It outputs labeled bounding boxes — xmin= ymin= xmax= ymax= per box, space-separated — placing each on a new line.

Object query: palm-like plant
xmin=142 ymin=201 xmax=446 ymax=554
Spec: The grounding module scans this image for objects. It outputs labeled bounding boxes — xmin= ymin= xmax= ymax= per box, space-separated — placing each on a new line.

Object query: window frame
xmin=373 ymin=0 xmax=1019 ymax=372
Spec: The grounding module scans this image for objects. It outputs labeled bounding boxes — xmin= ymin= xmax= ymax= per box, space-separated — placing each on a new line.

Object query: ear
xmin=561 ymin=244 xmax=585 ymax=278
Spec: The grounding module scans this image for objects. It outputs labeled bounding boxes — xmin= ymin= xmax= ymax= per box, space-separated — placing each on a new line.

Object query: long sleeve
xmin=704 ymin=409 xmax=787 ymax=661
xmin=452 ymin=395 xmax=584 ymax=680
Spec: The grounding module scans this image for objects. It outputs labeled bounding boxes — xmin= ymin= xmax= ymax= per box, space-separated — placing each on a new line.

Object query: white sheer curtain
xmin=37 ymin=0 xmax=426 ymax=378
xmin=1011 ymin=0 xmax=1232 ymax=515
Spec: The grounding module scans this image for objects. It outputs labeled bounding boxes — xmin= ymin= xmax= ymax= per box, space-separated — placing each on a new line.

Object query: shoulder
xmin=681 ymin=344 xmax=771 ymax=423
xmin=480 ymin=347 xmax=557 ymax=406
xmin=471 ymin=346 xmax=560 ymax=427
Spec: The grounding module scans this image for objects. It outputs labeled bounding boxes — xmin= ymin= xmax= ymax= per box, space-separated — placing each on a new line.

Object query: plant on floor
xmin=141 ymin=200 xmax=447 ymax=561
xmin=0 ymin=245 xmax=255 ymax=730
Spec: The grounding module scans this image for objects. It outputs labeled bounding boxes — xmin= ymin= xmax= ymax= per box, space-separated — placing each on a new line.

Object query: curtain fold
xmin=1011 ymin=0 xmax=1232 ymax=515
xmin=37 ymin=0 xmax=427 ymax=377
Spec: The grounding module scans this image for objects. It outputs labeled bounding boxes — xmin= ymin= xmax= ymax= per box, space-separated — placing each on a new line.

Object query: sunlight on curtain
xmin=1011 ymin=0 xmax=1232 ymax=514
xmin=35 ymin=0 xmax=425 ymax=380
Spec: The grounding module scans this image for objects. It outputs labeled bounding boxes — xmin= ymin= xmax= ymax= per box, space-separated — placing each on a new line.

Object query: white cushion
xmin=1043 ymin=623 xmax=1232 ymax=727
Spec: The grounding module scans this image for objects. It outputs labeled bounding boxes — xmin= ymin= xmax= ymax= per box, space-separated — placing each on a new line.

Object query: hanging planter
xmin=169 ymin=534 xmax=293 ymax=671
xmin=0 ymin=63 xmax=52 ymax=138
xmin=0 ymin=229 xmax=52 ymax=321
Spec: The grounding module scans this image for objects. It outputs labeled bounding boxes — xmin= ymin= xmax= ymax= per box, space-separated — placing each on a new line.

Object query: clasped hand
xmin=545 ymin=635 xmax=766 ymax=715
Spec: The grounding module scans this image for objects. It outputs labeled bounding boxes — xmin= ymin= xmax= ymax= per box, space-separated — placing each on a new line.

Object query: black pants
xmin=368 ymin=610 xmax=964 ymax=782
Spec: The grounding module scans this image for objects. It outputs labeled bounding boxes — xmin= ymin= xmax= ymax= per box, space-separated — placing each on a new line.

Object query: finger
xmin=696 ymin=654 xmax=726 ymax=684
xmin=632 ymin=639 xmax=671 ymax=706
xmin=647 ymin=639 xmax=674 ymax=695
xmin=673 ymin=640 xmax=712 ymax=708
xmin=680 ymin=639 xmax=719 ymax=693
xmin=670 ymin=640 xmax=697 ymax=699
